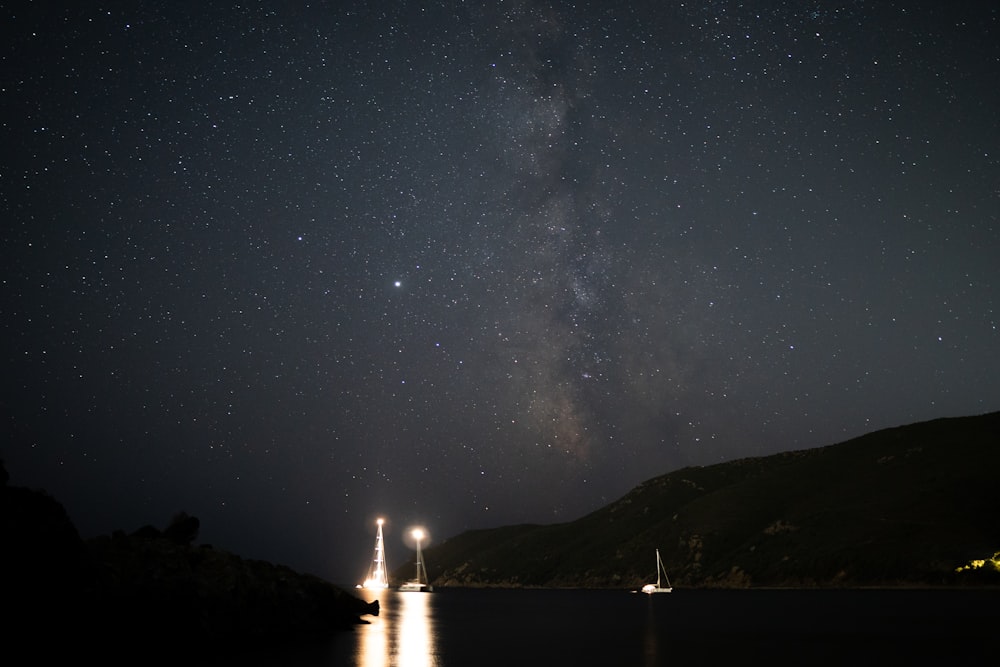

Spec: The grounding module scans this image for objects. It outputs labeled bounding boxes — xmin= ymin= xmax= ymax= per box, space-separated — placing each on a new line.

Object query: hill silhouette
xmin=0 ymin=461 xmax=376 ymax=662
xmin=409 ymin=412 xmax=1000 ymax=589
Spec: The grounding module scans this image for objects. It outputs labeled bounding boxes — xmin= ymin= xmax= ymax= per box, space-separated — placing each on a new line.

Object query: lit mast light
xmin=399 ymin=526 xmax=433 ymax=592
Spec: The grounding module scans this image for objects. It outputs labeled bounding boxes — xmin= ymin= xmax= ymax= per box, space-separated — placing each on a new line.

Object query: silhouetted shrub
xmin=163 ymin=511 xmax=200 ymax=545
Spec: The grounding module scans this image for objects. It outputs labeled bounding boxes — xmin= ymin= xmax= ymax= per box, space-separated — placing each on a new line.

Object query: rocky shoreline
xmin=1 ymin=461 xmax=376 ymax=659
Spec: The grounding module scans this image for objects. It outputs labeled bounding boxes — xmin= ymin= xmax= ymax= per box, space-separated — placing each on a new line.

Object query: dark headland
xmin=0 ymin=460 xmax=376 ymax=661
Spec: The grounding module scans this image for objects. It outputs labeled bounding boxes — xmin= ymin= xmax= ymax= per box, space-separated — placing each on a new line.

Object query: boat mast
xmin=413 ymin=528 xmax=428 ymax=585
xmin=364 ymin=518 xmax=389 ymax=588
xmin=656 ymin=548 xmax=672 ymax=589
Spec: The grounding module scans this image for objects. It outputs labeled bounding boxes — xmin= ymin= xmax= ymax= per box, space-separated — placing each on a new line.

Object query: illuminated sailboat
xmin=358 ymin=518 xmax=390 ymax=589
xmin=641 ymin=548 xmax=673 ymax=594
xmin=399 ymin=528 xmax=433 ymax=592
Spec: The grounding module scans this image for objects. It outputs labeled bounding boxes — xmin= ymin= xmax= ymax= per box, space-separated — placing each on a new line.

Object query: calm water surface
xmin=250 ymin=588 xmax=994 ymax=666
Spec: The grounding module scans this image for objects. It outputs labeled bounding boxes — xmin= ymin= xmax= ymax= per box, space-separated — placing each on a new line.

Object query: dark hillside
xmin=414 ymin=412 xmax=1000 ymax=589
xmin=0 ymin=462 xmax=376 ymax=661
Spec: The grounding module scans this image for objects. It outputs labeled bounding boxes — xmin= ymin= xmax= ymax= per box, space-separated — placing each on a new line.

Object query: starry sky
xmin=3 ymin=1 xmax=998 ymax=585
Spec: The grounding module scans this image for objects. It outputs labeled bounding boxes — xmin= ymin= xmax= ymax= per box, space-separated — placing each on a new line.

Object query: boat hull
xmin=399 ymin=581 xmax=433 ymax=592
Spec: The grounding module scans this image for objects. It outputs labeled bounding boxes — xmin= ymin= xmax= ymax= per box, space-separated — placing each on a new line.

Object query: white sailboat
xmin=641 ymin=548 xmax=673 ymax=594
xmin=399 ymin=528 xmax=433 ymax=592
xmin=357 ymin=518 xmax=390 ymax=589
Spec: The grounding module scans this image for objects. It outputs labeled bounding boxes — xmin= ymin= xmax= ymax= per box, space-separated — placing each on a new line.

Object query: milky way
xmin=3 ymin=2 xmax=998 ymax=583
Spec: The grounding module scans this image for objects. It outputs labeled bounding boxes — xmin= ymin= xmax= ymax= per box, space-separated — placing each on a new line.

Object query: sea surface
xmin=245 ymin=587 xmax=994 ymax=666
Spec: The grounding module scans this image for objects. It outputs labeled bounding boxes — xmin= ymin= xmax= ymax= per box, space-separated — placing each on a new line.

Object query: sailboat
xmin=357 ymin=518 xmax=390 ymax=589
xmin=641 ymin=548 xmax=673 ymax=594
xmin=399 ymin=528 xmax=433 ymax=592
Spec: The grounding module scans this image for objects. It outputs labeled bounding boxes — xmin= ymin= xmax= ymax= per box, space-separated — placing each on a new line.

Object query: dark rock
xmin=0 ymin=459 xmax=375 ymax=661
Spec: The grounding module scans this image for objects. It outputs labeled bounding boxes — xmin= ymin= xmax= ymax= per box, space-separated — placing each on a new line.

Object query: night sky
xmin=3 ymin=2 xmax=998 ymax=585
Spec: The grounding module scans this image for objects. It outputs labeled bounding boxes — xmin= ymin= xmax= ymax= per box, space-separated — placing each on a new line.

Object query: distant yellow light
xmin=377 ymin=518 xmax=384 ymax=525
xmin=412 ymin=528 xmax=424 ymax=540
xmin=954 ymin=550 xmax=1000 ymax=573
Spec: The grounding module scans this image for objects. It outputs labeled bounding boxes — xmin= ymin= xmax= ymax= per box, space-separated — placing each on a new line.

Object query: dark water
xmin=250 ymin=588 xmax=994 ymax=666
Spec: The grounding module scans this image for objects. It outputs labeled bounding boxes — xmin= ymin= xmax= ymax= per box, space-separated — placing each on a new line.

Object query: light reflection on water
xmin=353 ymin=590 xmax=437 ymax=667
xmin=321 ymin=588 xmax=994 ymax=667
xmin=642 ymin=597 xmax=659 ymax=667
